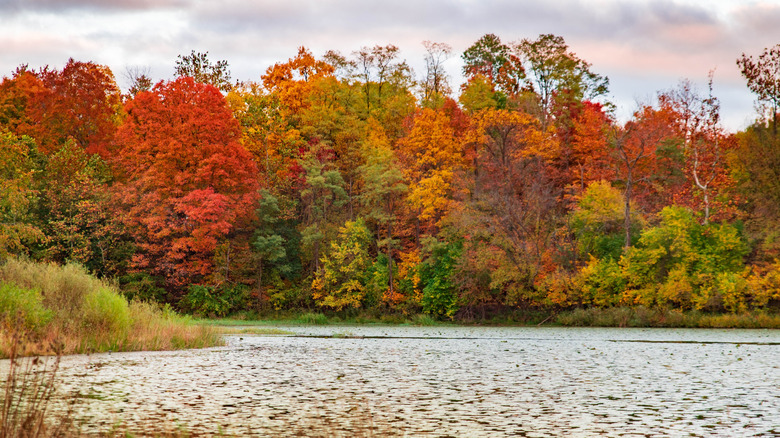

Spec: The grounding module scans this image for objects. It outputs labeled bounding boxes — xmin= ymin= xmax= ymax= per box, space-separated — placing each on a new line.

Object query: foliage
xmin=0 ymin=132 xmax=43 ymax=258
xmin=116 ymin=77 xmax=259 ymax=292
xmin=570 ymin=180 xmax=643 ymax=260
xmin=175 ymin=50 xmax=233 ymax=92
xmin=0 ymin=44 xmax=776 ymax=321
xmin=0 ymin=257 xmax=221 ymax=357
xmin=418 ymin=237 xmax=462 ymax=318
xmin=577 ymin=256 xmax=625 ymax=307
xmin=0 ymin=283 xmax=52 ymax=332
xmin=18 ymin=59 xmax=122 ymax=157
xmin=41 ymin=141 xmax=131 ymax=278
xmin=621 ymin=206 xmax=749 ymax=311
xmin=461 ymin=34 xmax=525 ymax=97
xmin=181 ymin=284 xmax=237 ymax=317
xmin=737 ymin=44 xmax=780 ymax=130
xmin=312 ymin=218 xmax=373 ymax=310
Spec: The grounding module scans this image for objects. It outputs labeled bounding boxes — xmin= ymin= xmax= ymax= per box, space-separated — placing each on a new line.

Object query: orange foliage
xmin=116 ymin=77 xmax=259 ymax=291
xmin=20 ymin=59 xmax=121 ymax=157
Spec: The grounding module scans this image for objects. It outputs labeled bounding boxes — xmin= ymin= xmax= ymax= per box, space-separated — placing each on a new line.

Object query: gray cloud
xmin=0 ymin=0 xmax=186 ymax=12
xmin=1 ymin=0 xmax=776 ymax=130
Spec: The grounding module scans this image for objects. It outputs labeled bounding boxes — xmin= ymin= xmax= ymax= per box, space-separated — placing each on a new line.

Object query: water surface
xmin=48 ymin=326 xmax=780 ymax=436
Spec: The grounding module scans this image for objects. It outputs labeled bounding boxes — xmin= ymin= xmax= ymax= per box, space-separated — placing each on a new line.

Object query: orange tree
xmin=115 ymin=77 xmax=258 ymax=294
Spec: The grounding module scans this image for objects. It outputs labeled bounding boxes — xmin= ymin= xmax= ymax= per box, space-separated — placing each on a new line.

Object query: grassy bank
xmin=0 ymin=258 xmax=222 ymax=358
xmin=556 ymin=306 xmax=780 ymax=328
xmin=197 ymin=310 xmax=450 ymax=328
xmin=198 ymin=307 xmax=780 ymax=329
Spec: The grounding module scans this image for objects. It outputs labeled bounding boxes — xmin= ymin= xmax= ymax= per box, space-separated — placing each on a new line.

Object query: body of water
xmin=41 ymin=326 xmax=780 ymax=436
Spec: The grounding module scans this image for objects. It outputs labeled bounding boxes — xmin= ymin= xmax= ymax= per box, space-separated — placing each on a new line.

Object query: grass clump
xmin=296 ymin=312 xmax=329 ymax=325
xmin=0 ymin=257 xmax=222 ymax=358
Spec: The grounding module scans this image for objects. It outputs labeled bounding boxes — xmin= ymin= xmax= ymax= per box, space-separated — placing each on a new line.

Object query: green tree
xmin=621 ymin=206 xmax=749 ymax=311
xmin=515 ymin=34 xmax=610 ymax=125
xmin=253 ymin=190 xmax=288 ymax=286
xmin=418 ymin=236 xmax=462 ymax=318
xmin=570 ymin=180 xmax=644 ymax=261
xmin=461 ymin=33 xmax=525 ymax=97
xmin=300 ymin=151 xmax=348 ymax=275
xmin=311 ymin=218 xmax=373 ymax=310
xmin=42 ymin=141 xmax=131 ymax=277
xmin=0 ymin=132 xmax=43 ymax=259
xmin=359 ymin=126 xmax=407 ymax=301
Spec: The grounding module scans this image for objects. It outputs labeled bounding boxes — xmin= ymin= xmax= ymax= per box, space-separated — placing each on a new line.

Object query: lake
xmin=45 ymin=326 xmax=780 ymax=436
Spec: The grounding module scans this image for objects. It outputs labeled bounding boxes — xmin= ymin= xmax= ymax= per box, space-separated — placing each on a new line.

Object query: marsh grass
xmin=0 ymin=329 xmax=76 ymax=437
xmin=0 ymin=258 xmax=222 ymax=358
xmin=556 ymin=306 xmax=780 ymax=328
xmin=296 ymin=312 xmax=330 ymax=325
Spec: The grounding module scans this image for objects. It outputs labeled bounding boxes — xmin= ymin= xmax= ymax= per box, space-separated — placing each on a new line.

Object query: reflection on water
xmin=48 ymin=327 xmax=780 ymax=436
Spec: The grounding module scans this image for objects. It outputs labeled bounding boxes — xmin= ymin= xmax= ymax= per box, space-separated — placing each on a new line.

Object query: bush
xmin=82 ymin=287 xmax=131 ymax=340
xmin=180 ymin=284 xmax=231 ymax=317
xmin=118 ymin=272 xmax=168 ymax=303
xmin=0 ymin=283 xmax=52 ymax=332
xmin=0 ymin=259 xmax=104 ymax=325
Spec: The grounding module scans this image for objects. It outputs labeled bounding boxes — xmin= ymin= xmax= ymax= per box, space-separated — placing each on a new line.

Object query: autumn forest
xmin=2 ymin=34 xmax=780 ymax=320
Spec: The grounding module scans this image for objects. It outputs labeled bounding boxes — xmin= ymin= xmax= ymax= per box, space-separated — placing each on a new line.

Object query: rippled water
xmin=28 ymin=327 xmax=780 ymax=436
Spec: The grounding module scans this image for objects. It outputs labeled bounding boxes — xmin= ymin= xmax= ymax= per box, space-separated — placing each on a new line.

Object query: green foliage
xmin=267 ymin=285 xmax=310 ymax=310
xmin=459 ymin=75 xmax=502 ymax=113
xmin=0 ymin=132 xmax=43 ymax=258
xmin=254 ymin=190 xmax=302 ymax=285
xmin=419 ymin=237 xmax=462 ymax=318
xmin=180 ymin=284 xmax=249 ymax=317
xmin=0 ymin=258 xmax=105 ymax=325
xmin=118 ymin=272 xmax=168 ymax=303
xmin=577 ymin=256 xmax=626 ymax=307
xmin=364 ymin=253 xmax=391 ymax=309
xmin=0 ymin=282 xmax=52 ymax=332
xmin=41 ymin=140 xmax=131 ymax=278
xmin=570 ymin=181 xmax=643 ymax=260
xmin=622 ymin=206 xmax=749 ymax=311
xmin=297 ymin=312 xmax=329 ymax=325
xmin=312 ymin=218 xmax=373 ymax=310
xmin=517 ymin=33 xmax=611 ymax=117
xmin=82 ymin=286 xmax=131 ymax=338
xmin=0 ymin=257 xmax=222 ymax=356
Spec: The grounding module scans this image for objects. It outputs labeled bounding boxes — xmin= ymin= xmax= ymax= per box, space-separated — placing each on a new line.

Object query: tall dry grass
xmin=0 ymin=329 xmax=76 ymax=437
xmin=0 ymin=258 xmax=222 ymax=358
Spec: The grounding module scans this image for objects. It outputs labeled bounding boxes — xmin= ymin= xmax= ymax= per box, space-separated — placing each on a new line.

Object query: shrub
xmin=82 ymin=287 xmax=131 ymax=341
xmin=0 ymin=259 xmax=104 ymax=325
xmin=180 ymin=284 xmax=231 ymax=317
xmin=0 ymin=283 xmax=52 ymax=333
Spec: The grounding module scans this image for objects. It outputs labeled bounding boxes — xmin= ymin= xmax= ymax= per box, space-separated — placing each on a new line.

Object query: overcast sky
xmin=2 ymin=0 xmax=779 ymax=131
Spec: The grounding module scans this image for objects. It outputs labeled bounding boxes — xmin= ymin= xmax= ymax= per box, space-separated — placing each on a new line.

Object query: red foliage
xmin=116 ymin=77 xmax=259 ymax=290
xmin=20 ymin=59 xmax=121 ymax=157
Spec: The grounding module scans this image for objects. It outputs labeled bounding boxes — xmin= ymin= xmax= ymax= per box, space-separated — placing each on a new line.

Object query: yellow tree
xmin=398 ymin=108 xmax=465 ymax=225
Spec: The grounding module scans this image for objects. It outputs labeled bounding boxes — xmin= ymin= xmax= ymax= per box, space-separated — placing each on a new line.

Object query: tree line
xmin=1 ymin=34 xmax=779 ymax=318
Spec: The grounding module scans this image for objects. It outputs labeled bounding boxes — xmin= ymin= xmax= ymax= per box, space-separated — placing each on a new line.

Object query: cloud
xmin=0 ymin=0 xmax=186 ymax=13
xmin=0 ymin=0 xmax=775 ymax=130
